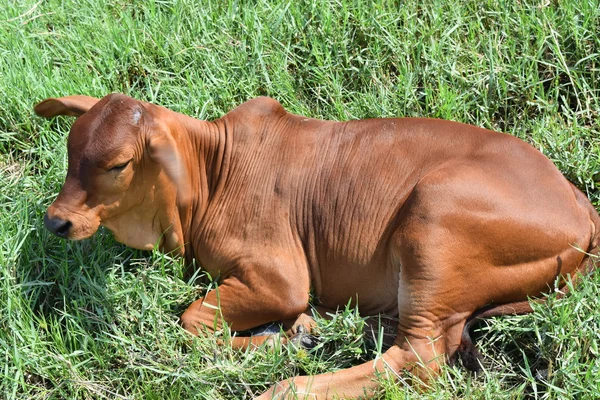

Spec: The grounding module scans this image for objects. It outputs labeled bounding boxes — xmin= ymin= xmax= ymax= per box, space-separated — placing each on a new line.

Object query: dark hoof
xmin=290 ymin=329 xmax=319 ymax=350
xmin=452 ymin=343 xmax=483 ymax=373
xmin=243 ymin=322 xmax=282 ymax=336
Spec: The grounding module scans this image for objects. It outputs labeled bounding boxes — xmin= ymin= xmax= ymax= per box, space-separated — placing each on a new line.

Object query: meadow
xmin=1 ymin=0 xmax=599 ymax=398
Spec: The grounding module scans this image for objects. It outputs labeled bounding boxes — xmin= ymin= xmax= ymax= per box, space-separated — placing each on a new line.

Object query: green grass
xmin=1 ymin=0 xmax=600 ymax=398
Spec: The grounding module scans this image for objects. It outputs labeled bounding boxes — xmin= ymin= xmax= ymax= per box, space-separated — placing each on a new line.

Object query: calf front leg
xmin=181 ymin=271 xmax=310 ymax=349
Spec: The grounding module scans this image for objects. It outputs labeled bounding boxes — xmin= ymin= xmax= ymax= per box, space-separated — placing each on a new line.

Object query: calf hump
xmin=229 ymin=97 xmax=286 ymax=119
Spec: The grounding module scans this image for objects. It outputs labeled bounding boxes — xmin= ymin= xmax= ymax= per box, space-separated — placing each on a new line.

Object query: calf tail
xmin=572 ymin=183 xmax=600 ymax=278
xmin=451 ymin=300 xmax=534 ymax=372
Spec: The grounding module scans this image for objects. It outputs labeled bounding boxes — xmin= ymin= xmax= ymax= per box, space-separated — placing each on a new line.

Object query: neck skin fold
xmin=161 ymin=108 xmax=230 ymax=262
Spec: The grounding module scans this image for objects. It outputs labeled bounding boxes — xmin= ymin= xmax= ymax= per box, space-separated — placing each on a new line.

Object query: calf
xmin=36 ymin=94 xmax=600 ymax=399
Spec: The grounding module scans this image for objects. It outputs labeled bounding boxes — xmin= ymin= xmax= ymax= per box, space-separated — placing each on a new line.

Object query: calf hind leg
xmin=256 ymin=275 xmax=473 ymax=399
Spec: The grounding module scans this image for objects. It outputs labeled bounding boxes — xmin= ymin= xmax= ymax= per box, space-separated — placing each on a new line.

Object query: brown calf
xmin=35 ymin=94 xmax=599 ymax=399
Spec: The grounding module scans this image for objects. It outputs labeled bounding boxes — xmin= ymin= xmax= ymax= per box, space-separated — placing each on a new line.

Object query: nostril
xmin=44 ymin=213 xmax=72 ymax=238
xmin=56 ymin=221 xmax=72 ymax=237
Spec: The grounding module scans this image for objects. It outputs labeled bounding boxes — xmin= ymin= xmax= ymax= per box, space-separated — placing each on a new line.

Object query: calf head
xmin=35 ymin=94 xmax=190 ymax=254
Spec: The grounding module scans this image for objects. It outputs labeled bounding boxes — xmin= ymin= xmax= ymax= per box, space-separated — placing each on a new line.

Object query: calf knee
xmin=180 ymin=308 xmax=215 ymax=335
xmin=180 ymin=311 xmax=199 ymax=335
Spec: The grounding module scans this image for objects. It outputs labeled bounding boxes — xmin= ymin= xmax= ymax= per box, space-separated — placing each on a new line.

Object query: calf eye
xmin=108 ymin=160 xmax=131 ymax=172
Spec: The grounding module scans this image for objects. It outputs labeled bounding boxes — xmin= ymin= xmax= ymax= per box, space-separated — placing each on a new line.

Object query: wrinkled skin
xmin=36 ymin=94 xmax=600 ymax=399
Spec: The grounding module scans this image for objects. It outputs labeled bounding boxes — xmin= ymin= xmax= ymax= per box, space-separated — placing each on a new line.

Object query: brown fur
xmin=36 ymin=94 xmax=600 ymax=399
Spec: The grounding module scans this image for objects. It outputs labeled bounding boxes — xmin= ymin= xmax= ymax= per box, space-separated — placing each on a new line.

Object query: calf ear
xmin=34 ymin=95 xmax=100 ymax=118
xmin=148 ymin=128 xmax=191 ymax=208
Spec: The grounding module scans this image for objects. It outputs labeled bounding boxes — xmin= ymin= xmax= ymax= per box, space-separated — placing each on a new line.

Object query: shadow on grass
xmin=14 ymin=219 xmax=198 ymax=347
